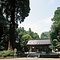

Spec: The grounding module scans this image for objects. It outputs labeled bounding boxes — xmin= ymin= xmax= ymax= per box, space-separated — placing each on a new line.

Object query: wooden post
xmin=37 ymin=49 xmax=39 ymax=52
xmin=29 ymin=46 xmax=32 ymax=52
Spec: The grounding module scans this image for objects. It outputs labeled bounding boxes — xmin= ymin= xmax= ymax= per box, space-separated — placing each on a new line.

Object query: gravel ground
xmin=0 ymin=58 xmax=60 ymax=60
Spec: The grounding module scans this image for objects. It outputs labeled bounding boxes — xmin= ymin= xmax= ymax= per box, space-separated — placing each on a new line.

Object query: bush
xmin=0 ymin=50 xmax=27 ymax=58
xmin=52 ymin=39 xmax=58 ymax=46
xmin=0 ymin=50 xmax=14 ymax=57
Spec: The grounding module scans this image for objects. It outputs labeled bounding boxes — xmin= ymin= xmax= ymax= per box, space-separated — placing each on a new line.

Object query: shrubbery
xmin=0 ymin=50 xmax=14 ymax=58
xmin=0 ymin=50 xmax=27 ymax=58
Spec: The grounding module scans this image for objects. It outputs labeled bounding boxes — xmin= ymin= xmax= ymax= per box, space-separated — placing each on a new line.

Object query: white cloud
xmin=18 ymin=17 xmax=53 ymax=36
xmin=49 ymin=0 xmax=55 ymax=4
xmin=37 ymin=17 xmax=53 ymax=35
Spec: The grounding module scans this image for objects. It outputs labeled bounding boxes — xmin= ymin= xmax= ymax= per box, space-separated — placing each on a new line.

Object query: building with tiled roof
xmin=27 ymin=39 xmax=52 ymax=53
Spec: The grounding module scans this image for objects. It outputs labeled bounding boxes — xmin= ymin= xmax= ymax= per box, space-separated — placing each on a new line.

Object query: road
xmin=0 ymin=58 xmax=60 ymax=60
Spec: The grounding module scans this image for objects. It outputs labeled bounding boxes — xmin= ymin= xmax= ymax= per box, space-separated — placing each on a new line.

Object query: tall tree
xmin=40 ymin=32 xmax=50 ymax=39
xmin=0 ymin=7 xmax=9 ymax=50
xmin=0 ymin=0 xmax=30 ymax=50
xmin=27 ymin=28 xmax=39 ymax=39
xmin=50 ymin=7 xmax=60 ymax=41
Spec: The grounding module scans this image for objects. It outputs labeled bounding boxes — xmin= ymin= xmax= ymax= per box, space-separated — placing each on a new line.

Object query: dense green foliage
xmin=50 ymin=7 xmax=60 ymax=42
xmin=0 ymin=0 xmax=30 ymax=22
xmin=0 ymin=12 xmax=9 ymax=50
xmin=0 ymin=50 xmax=14 ymax=57
xmin=40 ymin=32 xmax=50 ymax=39
xmin=52 ymin=39 xmax=58 ymax=46
xmin=0 ymin=0 xmax=30 ymax=50
xmin=50 ymin=7 xmax=60 ymax=51
xmin=16 ymin=27 xmax=39 ymax=52
xmin=0 ymin=26 xmax=39 ymax=51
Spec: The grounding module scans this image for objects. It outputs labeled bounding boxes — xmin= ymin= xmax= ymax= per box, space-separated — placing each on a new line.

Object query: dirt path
xmin=0 ymin=58 xmax=60 ymax=60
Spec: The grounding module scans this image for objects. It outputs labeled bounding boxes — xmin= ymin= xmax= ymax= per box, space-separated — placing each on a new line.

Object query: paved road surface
xmin=0 ymin=58 xmax=60 ymax=60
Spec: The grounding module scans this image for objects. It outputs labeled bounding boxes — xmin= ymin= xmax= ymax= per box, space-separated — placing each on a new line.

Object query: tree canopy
xmin=40 ymin=32 xmax=50 ymax=39
xmin=50 ymin=7 xmax=60 ymax=42
xmin=0 ymin=0 xmax=30 ymax=22
xmin=0 ymin=0 xmax=30 ymax=50
xmin=15 ymin=27 xmax=39 ymax=51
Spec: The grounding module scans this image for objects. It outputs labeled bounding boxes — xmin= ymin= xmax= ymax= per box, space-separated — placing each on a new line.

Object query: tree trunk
xmin=8 ymin=1 xmax=15 ymax=50
xmin=0 ymin=27 xmax=3 ymax=40
xmin=8 ymin=40 xmax=12 ymax=50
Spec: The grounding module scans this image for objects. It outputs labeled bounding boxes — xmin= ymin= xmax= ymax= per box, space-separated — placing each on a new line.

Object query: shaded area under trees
xmin=0 ymin=0 xmax=30 ymax=50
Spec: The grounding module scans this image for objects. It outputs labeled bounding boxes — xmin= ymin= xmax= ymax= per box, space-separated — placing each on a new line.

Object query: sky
xmin=19 ymin=0 xmax=60 ymax=36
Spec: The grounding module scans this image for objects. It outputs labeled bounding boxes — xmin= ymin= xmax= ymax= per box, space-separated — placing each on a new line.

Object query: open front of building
xmin=27 ymin=39 xmax=52 ymax=53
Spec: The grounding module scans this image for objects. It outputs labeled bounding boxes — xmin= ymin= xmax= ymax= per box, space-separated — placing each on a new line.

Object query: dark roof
xmin=27 ymin=39 xmax=51 ymax=45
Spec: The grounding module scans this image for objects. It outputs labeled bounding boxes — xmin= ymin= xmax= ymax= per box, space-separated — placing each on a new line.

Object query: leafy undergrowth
xmin=0 ymin=50 xmax=14 ymax=58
